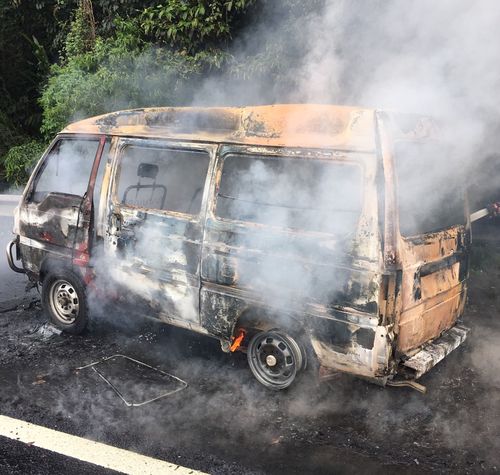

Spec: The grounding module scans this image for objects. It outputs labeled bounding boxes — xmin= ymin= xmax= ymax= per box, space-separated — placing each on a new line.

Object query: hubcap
xmin=49 ymin=280 xmax=79 ymax=324
xmin=248 ymin=331 xmax=304 ymax=390
xmin=266 ymin=354 xmax=277 ymax=367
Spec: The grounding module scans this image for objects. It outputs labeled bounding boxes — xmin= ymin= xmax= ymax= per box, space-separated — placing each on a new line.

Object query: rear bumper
xmin=401 ymin=324 xmax=469 ymax=379
xmin=6 ymin=237 xmax=25 ymax=274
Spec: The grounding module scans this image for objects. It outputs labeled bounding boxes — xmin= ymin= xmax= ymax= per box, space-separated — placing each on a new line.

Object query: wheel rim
xmin=49 ymin=279 xmax=80 ymax=324
xmin=248 ymin=331 xmax=303 ymax=390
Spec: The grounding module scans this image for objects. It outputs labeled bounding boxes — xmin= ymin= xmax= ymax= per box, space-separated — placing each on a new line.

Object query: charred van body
xmin=7 ymin=105 xmax=470 ymax=389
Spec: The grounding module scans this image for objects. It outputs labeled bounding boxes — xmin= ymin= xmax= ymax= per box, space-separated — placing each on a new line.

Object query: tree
xmin=39 ymin=0 xmax=258 ymax=138
xmin=140 ymin=0 xmax=255 ymax=53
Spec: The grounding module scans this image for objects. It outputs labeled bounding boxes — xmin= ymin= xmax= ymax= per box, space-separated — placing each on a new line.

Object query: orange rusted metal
xmin=10 ymin=103 xmax=471 ymax=388
xmin=63 ymin=104 xmax=376 ymax=152
xmin=396 ymin=227 xmax=467 ymax=352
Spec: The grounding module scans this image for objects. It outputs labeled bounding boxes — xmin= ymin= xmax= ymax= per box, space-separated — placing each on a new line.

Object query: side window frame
xmin=26 ymin=134 xmax=104 ymax=204
xmin=110 ymin=138 xmax=217 ymax=221
xmin=210 ymin=145 xmax=365 ymax=235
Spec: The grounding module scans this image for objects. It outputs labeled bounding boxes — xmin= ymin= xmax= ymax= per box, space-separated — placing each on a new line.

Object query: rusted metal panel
xmin=107 ymin=206 xmax=203 ymax=323
xmin=377 ymin=111 xmax=470 ymax=357
xmin=396 ymin=227 xmax=469 ymax=352
xmin=402 ymin=325 xmax=469 ymax=378
xmin=62 ymin=105 xmax=377 ymax=152
xmin=19 ymin=189 xmax=87 ymax=275
xmin=376 ymin=112 xmax=399 ymax=270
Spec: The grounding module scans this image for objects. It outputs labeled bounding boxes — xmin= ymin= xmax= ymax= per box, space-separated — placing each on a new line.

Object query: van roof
xmin=62 ymin=104 xmax=377 ymax=152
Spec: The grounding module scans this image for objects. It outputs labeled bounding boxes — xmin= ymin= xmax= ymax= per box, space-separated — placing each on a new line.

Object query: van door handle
xmin=110 ymin=212 xmax=122 ymax=235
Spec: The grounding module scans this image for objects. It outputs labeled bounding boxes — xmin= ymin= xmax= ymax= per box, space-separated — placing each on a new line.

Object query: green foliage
xmin=3 ymin=141 xmax=46 ymax=186
xmin=0 ymin=2 xmax=49 ymax=134
xmin=227 ymin=0 xmax=325 ymax=86
xmin=2 ymin=0 xmax=322 ymax=146
xmin=64 ymin=0 xmax=96 ymax=58
xmin=141 ymin=0 xmax=255 ymax=52
xmin=39 ymin=0 xmax=256 ymax=140
xmin=39 ymin=22 xmax=210 ymax=139
xmin=0 ymin=111 xmax=22 ymax=159
xmin=81 ymin=0 xmax=162 ymax=37
xmin=0 ymin=0 xmax=162 ymax=139
xmin=1 ymin=0 xmax=327 ymax=184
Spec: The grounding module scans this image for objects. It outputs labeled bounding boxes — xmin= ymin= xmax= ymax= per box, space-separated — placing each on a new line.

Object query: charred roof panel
xmin=62 ymin=104 xmax=377 ymax=152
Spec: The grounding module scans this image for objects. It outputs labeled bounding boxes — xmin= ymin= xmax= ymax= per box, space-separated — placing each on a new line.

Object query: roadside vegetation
xmin=0 ymin=0 xmax=319 ymax=186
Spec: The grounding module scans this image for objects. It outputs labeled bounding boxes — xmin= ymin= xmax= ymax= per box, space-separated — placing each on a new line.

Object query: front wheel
xmin=42 ymin=269 xmax=88 ymax=335
xmin=247 ymin=329 xmax=306 ymax=390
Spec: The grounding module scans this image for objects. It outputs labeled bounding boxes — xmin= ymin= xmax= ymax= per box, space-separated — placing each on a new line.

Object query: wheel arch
xmin=40 ymin=257 xmax=76 ymax=283
xmin=233 ymin=306 xmax=304 ymax=336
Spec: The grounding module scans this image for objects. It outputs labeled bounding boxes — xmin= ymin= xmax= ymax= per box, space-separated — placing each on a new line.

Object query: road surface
xmin=0 ymin=194 xmax=32 ymax=304
xmin=0 ymin=197 xmax=499 ymax=474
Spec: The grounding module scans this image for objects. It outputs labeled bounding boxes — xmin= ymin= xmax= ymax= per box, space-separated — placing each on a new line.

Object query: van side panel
xmin=200 ymin=145 xmax=390 ymax=378
xmin=102 ymin=139 xmax=216 ymax=329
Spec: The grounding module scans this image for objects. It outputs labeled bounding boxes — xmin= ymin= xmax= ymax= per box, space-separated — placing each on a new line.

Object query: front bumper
xmin=6 ymin=237 xmax=25 ymax=274
xmin=401 ymin=324 xmax=469 ymax=379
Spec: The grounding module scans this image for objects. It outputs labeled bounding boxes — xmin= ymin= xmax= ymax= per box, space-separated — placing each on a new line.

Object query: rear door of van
xmin=394 ymin=139 xmax=470 ymax=353
xmin=104 ymin=138 xmax=215 ymax=327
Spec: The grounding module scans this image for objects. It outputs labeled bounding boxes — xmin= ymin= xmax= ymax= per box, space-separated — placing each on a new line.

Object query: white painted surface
xmin=0 ymin=415 xmax=207 ymax=475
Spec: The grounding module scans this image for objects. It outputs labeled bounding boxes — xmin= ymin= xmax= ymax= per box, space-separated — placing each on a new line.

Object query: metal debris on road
xmin=386 ymin=379 xmax=427 ymax=394
xmin=76 ymin=354 xmax=188 ymax=407
xmin=29 ymin=322 xmax=63 ymax=340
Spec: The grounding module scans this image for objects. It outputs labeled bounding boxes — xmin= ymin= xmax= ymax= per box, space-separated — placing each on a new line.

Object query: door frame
xmin=105 ymin=137 xmax=218 ymax=330
xmin=19 ymin=133 xmax=106 ymax=276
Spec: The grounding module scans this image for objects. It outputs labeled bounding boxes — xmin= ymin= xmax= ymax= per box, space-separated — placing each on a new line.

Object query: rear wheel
xmin=42 ymin=269 xmax=88 ymax=335
xmin=247 ymin=329 xmax=305 ymax=390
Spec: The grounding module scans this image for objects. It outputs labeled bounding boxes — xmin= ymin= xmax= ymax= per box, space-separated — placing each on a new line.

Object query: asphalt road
xmin=0 ymin=195 xmax=31 ymax=304
xmin=0 ymin=198 xmax=499 ymax=474
xmin=0 ymin=435 xmax=119 ymax=475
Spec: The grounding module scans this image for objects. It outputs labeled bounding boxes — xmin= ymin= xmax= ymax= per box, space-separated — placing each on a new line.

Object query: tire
xmin=247 ymin=329 xmax=306 ymax=390
xmin=42 ymin=268 xmax=88 ymax=335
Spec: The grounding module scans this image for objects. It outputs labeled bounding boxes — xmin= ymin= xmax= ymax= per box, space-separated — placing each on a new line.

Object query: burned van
xmin=7 ymin=105 xmax=470 ymax=389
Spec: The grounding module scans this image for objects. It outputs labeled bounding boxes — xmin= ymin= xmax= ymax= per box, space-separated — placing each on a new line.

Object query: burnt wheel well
xmin=39 ymin=258 xmax=75 ymax=283
xmin=233 ymin=308 xmax=305 ymax=339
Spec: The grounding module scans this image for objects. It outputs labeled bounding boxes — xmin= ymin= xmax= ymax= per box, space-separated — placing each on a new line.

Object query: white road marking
xmin=0 ymin=415 xmax=207 ymax=475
